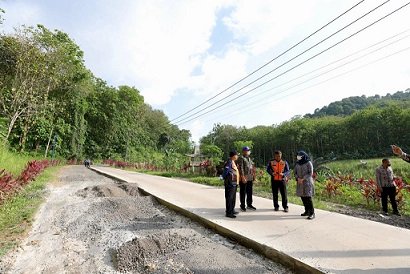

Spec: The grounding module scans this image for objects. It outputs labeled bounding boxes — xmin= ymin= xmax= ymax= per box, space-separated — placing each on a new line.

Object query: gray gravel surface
xmin=1 ymin=166 xmax=293 ymax=274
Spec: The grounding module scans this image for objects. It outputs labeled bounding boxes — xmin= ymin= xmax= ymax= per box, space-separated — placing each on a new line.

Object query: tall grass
xmin=326 ymin=158 xmax=410 ymax=179
xmin=0 ymin=167 xmax=60 ymax=257
xmin=0 ymin=145 xmax=41 ymax=176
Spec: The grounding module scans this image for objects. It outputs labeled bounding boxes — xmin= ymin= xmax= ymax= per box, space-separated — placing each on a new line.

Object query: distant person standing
xmin=236 ymin=146 xmax=256 ymax=212
xmin=267 ymin=150 xmax=290 ymax=212
xmin=376 ymin=158 xmax=400 ymax=216
xmin=84 ymin=159 xmax=91 ymax=168
xmin=391 ymin=145 xmax=410 ymax=163
xmin=294 ymin=151 xmax=315 ymax=220
xmin=223 ymin=151 xmax=239 ymax=218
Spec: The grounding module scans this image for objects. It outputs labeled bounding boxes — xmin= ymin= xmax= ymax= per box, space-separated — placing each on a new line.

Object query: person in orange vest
xmin=267 ymin=150 xmax=290 ymax=212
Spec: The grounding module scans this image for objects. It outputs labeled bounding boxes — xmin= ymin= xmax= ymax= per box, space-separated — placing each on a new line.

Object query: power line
xmin=238 ymin=45 xmax=410 ymax=126
xmin=200 ymin=29 xmax=410 ymax=123
xmin=173 ymin=0 xmax=390 ymax=124
xmin=169 ymin=0 xmax=366 ymax=122
xmin=176 ymin=1 xmax=410 ymax=126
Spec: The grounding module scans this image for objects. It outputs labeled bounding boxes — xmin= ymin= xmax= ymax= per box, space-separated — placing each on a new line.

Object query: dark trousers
xmin=301 ymin=196 xmax=314 ymax=214
xmin=271 ymin=180 xmax=288 ymax=209
xmin=381 ymin=186 xmax=398 ymax=213
xmin=239 ymin=181 xmax=253 ymax=208
xmin=225 ymin=181 xmax=237 ymax=215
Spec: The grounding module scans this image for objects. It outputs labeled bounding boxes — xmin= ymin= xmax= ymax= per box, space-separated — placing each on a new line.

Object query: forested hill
xmin=200 ymin=88 xmax=410 ymax=166
xmin=305 ymin=89 xmax=410 ymax=118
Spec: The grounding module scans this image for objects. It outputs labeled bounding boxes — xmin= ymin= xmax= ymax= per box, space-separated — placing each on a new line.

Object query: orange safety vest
xmin=270 ymin=160 xmax=286 ymax=181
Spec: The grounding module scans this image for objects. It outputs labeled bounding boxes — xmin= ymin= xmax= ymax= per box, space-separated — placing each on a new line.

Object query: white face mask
xmin=297 ymin=155 xmax=303 ymax=161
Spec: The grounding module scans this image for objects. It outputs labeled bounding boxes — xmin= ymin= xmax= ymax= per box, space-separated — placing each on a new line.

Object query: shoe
xmin=393 ymin=211 xmax=401 ymax=216
xmin=247 ymin=205 xmax=256 ymax=211
xmin=382 ymin=211 xmax=389 ymax=216
xmin=226 ymin=214 xmax=237 ymax=219
xmin=307 ymin=213 xmax=315 ymax=220
xmin=233 ymin=211 xmax=239 ymax=215
xmin=284 ymin=208 xmax=289 ymax=213
xmin=274 ymin=208 xmax=280 ymax=212
xmin=301 ymin=212 xmax=308 ymax=216
xmin=240 ymin=206 xmax=246 ymax=212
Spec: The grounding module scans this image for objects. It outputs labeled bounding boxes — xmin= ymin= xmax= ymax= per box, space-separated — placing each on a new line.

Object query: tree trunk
xmin=45 ymin=127 xmax=54 ymax=158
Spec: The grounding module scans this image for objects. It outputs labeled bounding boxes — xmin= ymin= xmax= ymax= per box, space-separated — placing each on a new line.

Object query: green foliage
xmin=0 ymin=24 xmax=191 ymax=161
xmin=233 ymin=140 xmax=253 ymax=153
xmin=200 ymin=144 xmax=223 ymax=165
xmin=0 ymin=144 xmax=41 ymax=176
xmin=200 ymin=96 xmax=410 ymax=166
xmin=305 ymin=90 xmax=410 ymax=118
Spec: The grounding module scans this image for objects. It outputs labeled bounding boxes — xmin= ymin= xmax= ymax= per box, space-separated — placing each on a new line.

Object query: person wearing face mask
xmin=376 ymin=158 xmax=400 ymax=216
xmin=236 ymin=146 xmax=256 ymax=212
xmin=294 ymin=151 xmax=315 ymax=220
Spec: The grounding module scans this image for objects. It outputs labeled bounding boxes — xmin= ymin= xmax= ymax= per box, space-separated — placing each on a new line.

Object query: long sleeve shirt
xmin=375 ymin=166 xmax=395 ymax=188
xmin=401 ymin=152 xmax=410 ymax=163
xmin=236 ymin=155 xmax=254 ymax=181
xmin=266 ymin=159 xmax=290 ymax=181
xmin=224 ymin=159 xmax=239 ymax=184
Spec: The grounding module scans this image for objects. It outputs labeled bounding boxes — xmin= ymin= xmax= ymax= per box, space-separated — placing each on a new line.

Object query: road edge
xmin=90 ymin=166 xmax=324 ymax=274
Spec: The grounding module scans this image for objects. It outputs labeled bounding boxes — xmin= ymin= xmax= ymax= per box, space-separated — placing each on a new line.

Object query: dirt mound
xmin=76 ymin=183 xmax=140 ymax=198
xmin=115 ymin=229 xmax=199 ymax=273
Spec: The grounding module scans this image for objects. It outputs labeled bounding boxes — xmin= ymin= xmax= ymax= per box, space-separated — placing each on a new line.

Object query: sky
xmin=1 ymin=0 xmax=410 ymax=142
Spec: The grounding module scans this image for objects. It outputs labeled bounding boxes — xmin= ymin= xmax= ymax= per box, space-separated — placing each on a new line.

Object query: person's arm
xmin=224 ymin=160 xmax=232 ymax=181
xmin=303 ymin=162 xmax=313 ymax=180
xmin=392 ymin=145 xmax=410 ymax=163
xmin=401 ymin=153 xmax=410 ymax=163
xmin=283 ymin=161 xmax=291 ymax=178
xmin=266 ymin=162 xmax=273 ymax=176
xmin=375 ymin=168 xmax=382 ymax=188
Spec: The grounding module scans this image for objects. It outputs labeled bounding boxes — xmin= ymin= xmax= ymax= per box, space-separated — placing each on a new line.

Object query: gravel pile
xmin=1 ymin=166 xmax=293 ymax=274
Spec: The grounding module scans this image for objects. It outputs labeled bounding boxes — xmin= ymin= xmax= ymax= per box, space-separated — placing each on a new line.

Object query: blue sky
xmin=1 ymin=0 xmax=410 ymax=142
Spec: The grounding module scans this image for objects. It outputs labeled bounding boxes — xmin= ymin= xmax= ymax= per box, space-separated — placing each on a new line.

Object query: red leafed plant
xmin=0 ymin=159 xmax=59 ymax=203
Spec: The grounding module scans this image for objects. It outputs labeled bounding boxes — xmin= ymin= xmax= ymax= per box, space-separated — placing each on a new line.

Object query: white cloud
xmin=1 ymin=1 xmax=41 ymax=32
xmin=223 ymin=1 xmax=316 ymax=55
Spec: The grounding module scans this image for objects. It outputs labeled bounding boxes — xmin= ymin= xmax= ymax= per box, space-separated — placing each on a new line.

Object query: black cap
xmin=229 ymin=150 xmax=238 ymax=157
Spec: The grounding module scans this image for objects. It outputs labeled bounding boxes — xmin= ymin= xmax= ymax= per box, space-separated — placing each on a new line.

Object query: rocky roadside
xmin=0 ymin=166 xmax=293 ymax=274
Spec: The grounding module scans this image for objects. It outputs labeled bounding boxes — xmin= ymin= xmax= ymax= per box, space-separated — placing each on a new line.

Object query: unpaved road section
xmin=0 ymin=166 xmax=293 ymax=274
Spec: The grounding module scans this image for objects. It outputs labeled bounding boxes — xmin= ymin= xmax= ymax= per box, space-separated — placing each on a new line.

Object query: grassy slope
xmin=0 ymin=146 xmax=38 ymax=176
xmin=0 ymin=146 xmax=61 ymax=257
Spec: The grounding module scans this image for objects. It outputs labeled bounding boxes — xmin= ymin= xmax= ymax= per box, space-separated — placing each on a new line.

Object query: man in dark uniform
xmin=223 ymin=150 xmax=239 ymax=218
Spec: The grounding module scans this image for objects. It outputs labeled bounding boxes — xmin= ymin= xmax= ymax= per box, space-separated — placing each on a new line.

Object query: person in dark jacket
xmin=223 ymin=150 xmax=239 ymax=218
xmin=294 ymin=151 xmax=315 ymax=220
xmin=391 ymin=145 xmax=410 ymax=163
xmin=236 ymin=146 xmax=256 ymax=212
xmin=267 ymin=150 xmax=290 ymax=212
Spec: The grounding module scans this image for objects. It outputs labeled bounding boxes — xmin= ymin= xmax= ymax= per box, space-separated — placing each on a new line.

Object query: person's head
xmin=274 ymin=150 xmax=282 ymax=161
xmin=242 ymin=146 xmax=251 ymax=156
xmin=230 ymin=150 xmax=239 ymax=161
xmin=382 ymin=158 xmax=391 ymax=168
xmin=296 ymin=150 xmax=310 ymax=163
